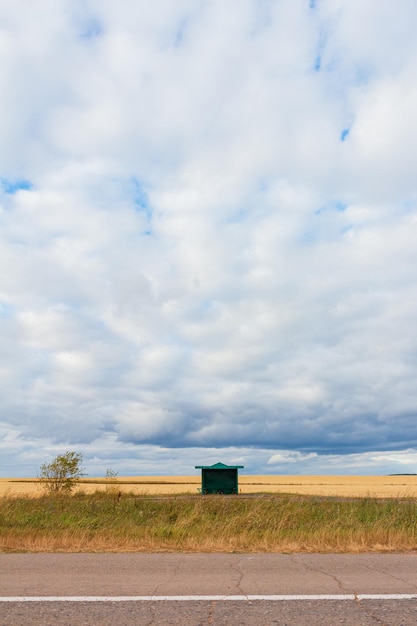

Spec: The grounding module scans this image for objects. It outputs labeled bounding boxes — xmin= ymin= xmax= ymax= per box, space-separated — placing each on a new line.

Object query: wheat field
xmin=2 ymin=474 xmax=417 ymax=498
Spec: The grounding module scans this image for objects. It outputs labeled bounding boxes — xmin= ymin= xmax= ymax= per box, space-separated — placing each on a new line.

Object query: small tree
xmin=105 ymin=468 xmax=121 ymax=504
xmin=105 ymin=467 xmax=118 ymax=493
xmin=38 ymin=451 xmax=84 ymax=494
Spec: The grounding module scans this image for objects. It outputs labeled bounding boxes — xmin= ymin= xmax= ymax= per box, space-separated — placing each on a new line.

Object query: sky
xmin=1 ymin=0 xmax=417 ymax=477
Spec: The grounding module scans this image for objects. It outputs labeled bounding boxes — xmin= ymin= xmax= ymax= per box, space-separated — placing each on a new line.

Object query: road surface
xmin=1 ymin=553 xmax=417 ymax=624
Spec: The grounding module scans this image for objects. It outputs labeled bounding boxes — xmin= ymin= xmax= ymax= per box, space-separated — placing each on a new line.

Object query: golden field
xmin=2 ymin=474 xmax=417 ymax=498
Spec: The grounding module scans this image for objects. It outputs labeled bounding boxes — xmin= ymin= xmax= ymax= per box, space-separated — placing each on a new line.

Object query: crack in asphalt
xmin=151 ymin=558 xmax=180 ymax=597
xmin=146 ymin=603 xmax=155 ymax=626
xmin=148 ymin=558 xmax=182 ymax=626
xmin=289 ymin=555 xmax=347 ymax=594
xmin=363 ymin=561 xmax=417 ymax=592
xmin=230 ymin=556 xmax=248 ymax=598
xmin=207 ymin=600 xmax=217 ymax=625
xmin=288 ymin=556 xmax=393 ymax=625
xmin=353 ymin=594 xmax=388 ymax=626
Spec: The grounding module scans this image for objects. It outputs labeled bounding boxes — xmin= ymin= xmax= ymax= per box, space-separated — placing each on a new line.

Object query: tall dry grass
xmin=1 ymin=491 xmax=417 ymax=553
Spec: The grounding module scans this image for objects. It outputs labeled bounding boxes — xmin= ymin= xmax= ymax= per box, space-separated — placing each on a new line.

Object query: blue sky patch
xmin=257 ymin=180 xmax=269 ymax=194
xmin=340 ymin=128 xmax=350 ymax=142
xmin=251 ymin=0 xmax=273 ymax=35
xmin=174 ymin=18 xmax=187 ymax=48
xmin=354 ymin=66 xmax=372 ymax=86
xmin=0 ymin=178 xmax=33 ymax=194
xmin=0 ymin=302 xmax=15 ymax=318
xmin=80 ymin=18 xmax=103 ymax=39
xmin=130 ymin=178 xmax=151 ymax=221
xmin=315 ymin=201 xmax=347 ymax=215
xmin=313 ymin=30 xmax=326 ymax=73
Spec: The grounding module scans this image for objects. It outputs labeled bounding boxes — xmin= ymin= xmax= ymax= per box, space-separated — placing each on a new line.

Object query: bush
xmin=38 ymin=451 xmax=84 ymax=494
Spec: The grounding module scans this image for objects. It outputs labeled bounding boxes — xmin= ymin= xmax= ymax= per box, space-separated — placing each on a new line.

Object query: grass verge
xmin=1 ymin=492 xmax=417 ymax=553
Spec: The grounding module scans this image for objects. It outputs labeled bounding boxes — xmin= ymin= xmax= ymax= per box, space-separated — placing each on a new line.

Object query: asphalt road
xmin=1 ymin=553 xmax=417 ymax=625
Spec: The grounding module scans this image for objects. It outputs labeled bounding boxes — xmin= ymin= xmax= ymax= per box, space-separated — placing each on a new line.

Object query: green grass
xmin=1 ymin=492 xmax=417 ymax=553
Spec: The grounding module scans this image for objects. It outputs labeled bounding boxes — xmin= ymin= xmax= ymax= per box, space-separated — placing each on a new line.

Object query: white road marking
xmin=0 ymin=594 xmax=416 ymax=602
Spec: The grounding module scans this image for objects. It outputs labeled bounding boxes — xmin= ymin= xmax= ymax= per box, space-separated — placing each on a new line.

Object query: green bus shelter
xmin=195 ymin=462 xmax=244 ymax=494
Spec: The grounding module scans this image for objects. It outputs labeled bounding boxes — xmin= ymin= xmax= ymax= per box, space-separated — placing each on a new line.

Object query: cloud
xmin=268 ymin=451 xmax=319 ymax=465
xmin=1 ymin=1 xmax=417 ymax=476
